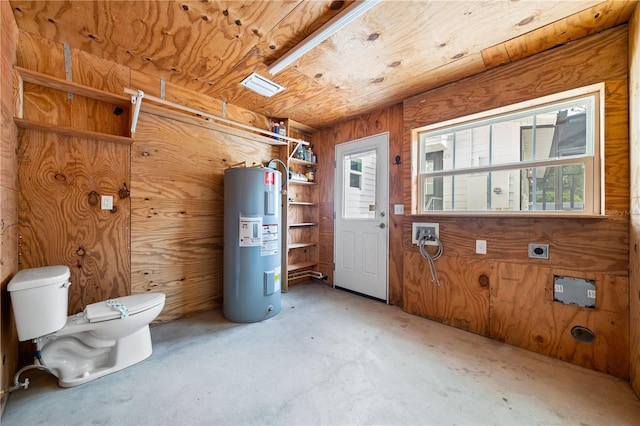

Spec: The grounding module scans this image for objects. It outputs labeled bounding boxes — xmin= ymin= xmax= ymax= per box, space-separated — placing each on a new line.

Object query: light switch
xmin=476 ymin=240 xmax=487 ymax=254
xmin=394 ymin=204 xmax=404 ymax=215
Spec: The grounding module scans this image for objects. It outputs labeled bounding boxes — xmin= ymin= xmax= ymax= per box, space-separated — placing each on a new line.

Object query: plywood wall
xmin=401 ymin=25 xmax=630 ymax=378
xmin=313 ymin=103 xmax=404 ymax=306
xmin=15 ymin=31 xmax=132 ymax=315
xmin=628 ymin=5 xmax=640 ymax=396
xmin=13 ymin=30 xmax=279 ymax=326
xmin=131 ymin=112 xmax=278 ymax=321
xmin=315 ymin=24 xmax=631 ymax=379
xmin=0 ymin=0 xmax=19 ymax=414
xmin=17 ymin=130 xmax=131 ymax=312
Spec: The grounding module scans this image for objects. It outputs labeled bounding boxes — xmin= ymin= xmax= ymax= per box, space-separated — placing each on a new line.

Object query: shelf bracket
xmin=288 ymin=140 xmax=309 ymax=162
xmin=130 ymin=90 xmax=145 ymax=134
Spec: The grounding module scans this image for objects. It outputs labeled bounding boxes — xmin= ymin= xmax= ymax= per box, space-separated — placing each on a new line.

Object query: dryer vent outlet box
xmin=553 ymin=275 xmax=595 ymax=308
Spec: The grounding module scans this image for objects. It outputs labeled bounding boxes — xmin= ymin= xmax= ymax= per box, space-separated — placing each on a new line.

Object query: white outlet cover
xmin=101 ymin=195 xmax=113 ymax=210
xmin=476 ymin=239 xmax=487 ymax=254
xmin=394 ymin=204 xmax=404 ymax=215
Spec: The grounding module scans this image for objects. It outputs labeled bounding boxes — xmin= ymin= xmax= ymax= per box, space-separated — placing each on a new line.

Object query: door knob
xmin=378 ymin=223 xmax=386 ymax=229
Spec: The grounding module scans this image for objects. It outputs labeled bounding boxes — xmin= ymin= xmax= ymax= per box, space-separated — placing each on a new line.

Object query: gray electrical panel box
xmin=553 ymin=275 xmax=596 ymax=308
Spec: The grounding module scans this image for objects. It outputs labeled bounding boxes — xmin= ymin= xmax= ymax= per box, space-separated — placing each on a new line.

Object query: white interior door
xmin=334 ymin=133 xmax=389 ymax=301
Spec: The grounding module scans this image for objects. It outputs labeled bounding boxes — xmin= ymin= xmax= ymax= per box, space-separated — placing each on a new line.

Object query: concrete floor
xmin=3 ymin=281 xmax=640 ymax=425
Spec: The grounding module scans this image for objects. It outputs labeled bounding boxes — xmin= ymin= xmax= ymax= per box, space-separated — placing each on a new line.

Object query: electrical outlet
xmin=412 ymin=222 xmax=439 ymax=246
xmin=101 ymin=195 xmax=113 ymax=210
xmin=528 ymin=243 xmax=549 ymax=259
xmin=476 ymin=240 xmax=487 ymax=254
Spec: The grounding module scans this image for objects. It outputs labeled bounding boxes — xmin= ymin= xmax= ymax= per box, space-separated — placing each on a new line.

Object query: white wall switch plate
xmin=476 ymin=239 xmax=487 ymax=254
xmin=101 ymin=195 xmax=113 ymax=210
xmin=394 ymin=204 xmax=404 ymax=215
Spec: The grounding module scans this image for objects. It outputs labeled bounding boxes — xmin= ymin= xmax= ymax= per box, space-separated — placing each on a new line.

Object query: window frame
xmin=411 ymin=83 xmax=604 ymax=216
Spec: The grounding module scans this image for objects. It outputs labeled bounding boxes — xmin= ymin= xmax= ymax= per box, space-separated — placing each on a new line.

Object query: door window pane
xmin=343 ymin=150 xmax=377 ymax=219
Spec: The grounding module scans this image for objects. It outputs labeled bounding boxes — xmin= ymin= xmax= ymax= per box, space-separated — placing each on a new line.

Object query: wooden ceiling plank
xmin=9 ymin=0 xmax=635 ymax=129
xmin=481 ymin=43 xmax=511 ymax=69
xmin=503 ymin=0 xmax=636 ymax=66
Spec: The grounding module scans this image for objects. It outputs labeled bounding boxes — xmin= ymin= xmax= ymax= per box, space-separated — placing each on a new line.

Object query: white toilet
xmin=8 ymin=265 xmax=165 ymax=388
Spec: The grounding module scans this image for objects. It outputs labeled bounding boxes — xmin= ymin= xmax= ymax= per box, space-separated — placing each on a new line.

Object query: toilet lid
xmin=85 ymin=293 xmax=165 ymax=323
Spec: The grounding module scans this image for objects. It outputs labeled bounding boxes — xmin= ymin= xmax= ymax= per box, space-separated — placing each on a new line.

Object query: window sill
xmin=409 ymin=211 xmax=623 ymax=220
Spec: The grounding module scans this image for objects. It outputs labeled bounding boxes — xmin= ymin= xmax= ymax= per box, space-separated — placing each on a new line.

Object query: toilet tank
xmin=7 ymin=265 xmax=71 ymax=341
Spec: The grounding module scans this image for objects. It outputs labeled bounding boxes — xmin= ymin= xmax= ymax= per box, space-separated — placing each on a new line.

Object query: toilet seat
xmin=85 ymin=293 xmax=165 ymax=323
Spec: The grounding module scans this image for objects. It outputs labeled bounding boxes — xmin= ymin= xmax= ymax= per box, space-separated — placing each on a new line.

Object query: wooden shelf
xmin=288 ymin=261 xmax=318 ymax=272
xmin=289 ymin=158 xmax=317 ymax=167
xmin=14 ymin=118 xmax=134 ymax=145
xmin=289 ymin=180 xmax=316 ymax=186
xmin=15 ymin=66 xmax=130 ymax=106
xmin=136 ymin=99 xmax=287 ymax=147
xmin=14 ymin=66 xmax=133 ymax=143
xmin=282 ymin=118 xmax=319 ymax=291
xmin=288 ymin=242 xmax=318 ymax=250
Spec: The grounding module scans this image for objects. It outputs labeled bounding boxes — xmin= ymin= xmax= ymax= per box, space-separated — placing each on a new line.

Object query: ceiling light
xmin=240 ymin=72 xmax=286 ymax=97
xmin=268 ymin=0 xmax=381 ymax=75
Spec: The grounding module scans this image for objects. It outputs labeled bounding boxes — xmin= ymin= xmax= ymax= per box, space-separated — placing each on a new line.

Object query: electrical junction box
xmin=553 ymin=275 xmax=595 ymax=308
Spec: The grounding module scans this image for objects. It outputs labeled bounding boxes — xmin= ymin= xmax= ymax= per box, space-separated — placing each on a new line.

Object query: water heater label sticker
xmin=264 ymin=171 xmax=275 ymax=186
xmin=239 ymin=217 xmax=262 ymax=247
xmin=261 ymin=224 xmax=279 ymax=256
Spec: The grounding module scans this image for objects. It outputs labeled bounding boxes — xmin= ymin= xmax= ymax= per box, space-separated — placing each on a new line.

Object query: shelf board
xmin=288 ymin=222 xmax=317 ymax=227
xmin=289 ymin=201 xmax=317 ymax=206
xmin=287 ymin=261 xmax=318 ymax=272
xmin=14 ymin=118 xmax=134 ymax=145
xmin=15 ymin=66 xmax=130 ymax=106
xmin=136 ymin=97 xmax=287 ymax=147
xmin=289 ymin=158 xmax=317 ymax=167
xmin=288 ymin=180 xmax=316 ymax=186
xmin=288 ymin=242 xmax=318 ymax=250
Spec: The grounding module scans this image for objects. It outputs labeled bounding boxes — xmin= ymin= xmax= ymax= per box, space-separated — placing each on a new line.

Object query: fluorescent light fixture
xmin=240 ymin=72 xmax=286 ymax=97
xmin=268 ymin=0 xmax=381 ymax=75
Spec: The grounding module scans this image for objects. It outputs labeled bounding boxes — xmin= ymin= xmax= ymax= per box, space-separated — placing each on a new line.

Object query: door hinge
xmin=333 ymin=262 xmax=335 ymax=271
xmin=333 ymin=211 xmax=336 ymax=219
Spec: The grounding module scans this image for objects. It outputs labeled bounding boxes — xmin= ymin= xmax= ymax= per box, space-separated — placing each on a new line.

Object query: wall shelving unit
xmin=278 ymin=119 xmax=323 ymax=290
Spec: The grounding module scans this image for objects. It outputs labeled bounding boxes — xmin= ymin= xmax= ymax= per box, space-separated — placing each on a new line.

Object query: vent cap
xmin=240 ymin=72 xmax=285 ymax=97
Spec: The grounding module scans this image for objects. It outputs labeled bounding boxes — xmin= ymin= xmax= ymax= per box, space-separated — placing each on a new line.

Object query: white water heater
xmin=223 ymin=166 xmax=282 ymax=322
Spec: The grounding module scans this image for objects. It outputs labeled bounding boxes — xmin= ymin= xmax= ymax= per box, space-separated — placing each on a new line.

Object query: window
xmin=413 ymin=85 xmax=602 ymax=215
xmin=343 ymin=151 xmax=377 ymax=219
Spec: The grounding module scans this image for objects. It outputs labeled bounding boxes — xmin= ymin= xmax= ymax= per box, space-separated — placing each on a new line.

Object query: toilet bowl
xmin=8 ymin=265 xmax=165 ymax=388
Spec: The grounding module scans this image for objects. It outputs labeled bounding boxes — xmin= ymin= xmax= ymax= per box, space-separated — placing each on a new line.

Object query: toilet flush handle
xmin=62 ymin=281 xmax=71 ymax=288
